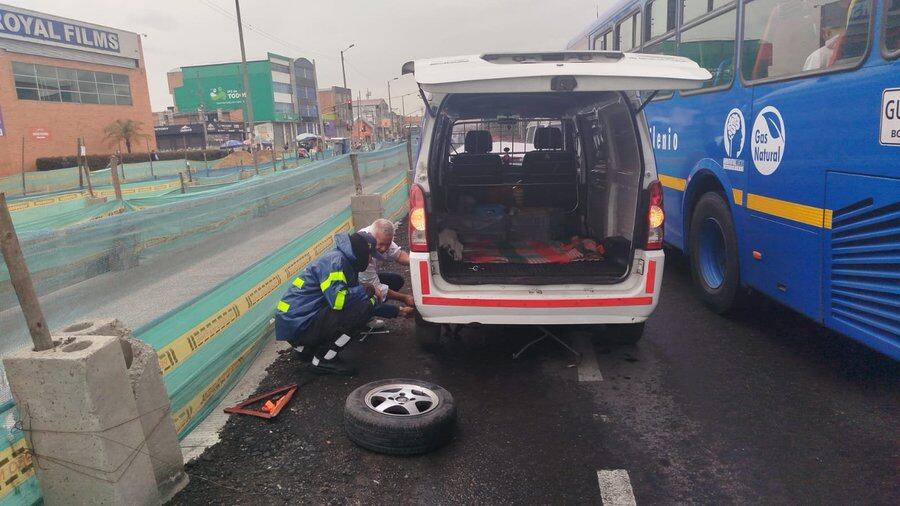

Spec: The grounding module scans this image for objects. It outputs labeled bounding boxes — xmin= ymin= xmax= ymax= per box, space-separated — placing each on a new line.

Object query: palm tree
xmin=103 ymin=119 xmax=143 ymax=154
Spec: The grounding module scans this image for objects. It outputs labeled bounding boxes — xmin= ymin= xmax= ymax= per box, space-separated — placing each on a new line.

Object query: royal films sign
xmin=0 ymin=3 xmax=140 ymax=58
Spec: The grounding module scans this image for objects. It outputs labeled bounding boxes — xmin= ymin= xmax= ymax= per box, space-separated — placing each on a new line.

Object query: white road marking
xmin=573 ymin=333 xmax=603 ymax=382
xmin=597 ymin=470 xmax=637 ymax=506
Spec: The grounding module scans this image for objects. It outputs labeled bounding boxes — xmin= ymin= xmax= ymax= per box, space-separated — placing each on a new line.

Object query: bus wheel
xmin=689 ymin=192 xmax=741 ymax=314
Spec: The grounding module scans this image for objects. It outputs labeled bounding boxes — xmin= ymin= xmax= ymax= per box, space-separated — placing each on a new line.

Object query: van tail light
xmin=409 ymin=184 xmax=429 ymax=252
xmin=646 ymin=180 xmax=664 ymax=250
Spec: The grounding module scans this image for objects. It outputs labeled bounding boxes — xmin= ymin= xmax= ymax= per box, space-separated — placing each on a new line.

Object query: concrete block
xmin=55 ymin=320 xmax=188 ymax=502
xmin=351 ymin=194 xmax=384 ymax=231
xmin=3 ymin=335 xmax=159 ymax=505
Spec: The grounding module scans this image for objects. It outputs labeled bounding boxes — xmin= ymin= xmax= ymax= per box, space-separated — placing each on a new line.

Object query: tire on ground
xmin=344 ymin=379 xmax=457 ymax=455
xmin=688 ymin=191 xmax=742 ymax=314
xmin=414 ymin=314 xmax=443 ymax=352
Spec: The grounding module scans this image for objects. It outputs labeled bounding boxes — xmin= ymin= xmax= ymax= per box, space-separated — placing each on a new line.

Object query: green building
xmin=167 ymin=52 xmax=320 ymax=148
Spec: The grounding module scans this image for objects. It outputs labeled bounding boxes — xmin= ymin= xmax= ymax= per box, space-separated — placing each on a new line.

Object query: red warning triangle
xmin=224 ymin=383 xmax=297 ymax=419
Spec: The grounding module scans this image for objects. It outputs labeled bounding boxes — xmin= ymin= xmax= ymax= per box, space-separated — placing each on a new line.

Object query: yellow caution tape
xmin=156 ymin=218 xmax=352 ymax=374
xmin=0 ymin=439 xmax=33 ymax=495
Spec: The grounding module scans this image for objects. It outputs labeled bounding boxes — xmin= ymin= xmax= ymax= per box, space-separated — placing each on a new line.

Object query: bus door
xmin=740 ymin=0 xmax=875 ymax=320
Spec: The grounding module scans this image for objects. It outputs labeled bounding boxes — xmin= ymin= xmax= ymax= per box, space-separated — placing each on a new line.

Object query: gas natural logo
xmin=751 ymin=106 xmax=785 ymax=176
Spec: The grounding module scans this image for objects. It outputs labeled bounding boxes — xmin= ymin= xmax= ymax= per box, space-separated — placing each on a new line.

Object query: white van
xmin=404 ymin=52 xmax=710 ymax=346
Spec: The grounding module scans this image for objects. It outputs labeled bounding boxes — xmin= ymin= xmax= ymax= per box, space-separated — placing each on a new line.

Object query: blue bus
xmin=569 ymin=0 xmax=899 ymax=359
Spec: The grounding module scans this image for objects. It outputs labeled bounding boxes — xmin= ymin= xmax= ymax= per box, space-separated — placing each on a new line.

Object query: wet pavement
xmin=175 ymin=225 xmax=899 ymax=505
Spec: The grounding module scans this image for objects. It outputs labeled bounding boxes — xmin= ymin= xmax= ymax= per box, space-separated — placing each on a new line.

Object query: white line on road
xmin=597 ymin=470 xmax=637 ymax=506
xmin=573 ymin=333 xmax=603 ymax=382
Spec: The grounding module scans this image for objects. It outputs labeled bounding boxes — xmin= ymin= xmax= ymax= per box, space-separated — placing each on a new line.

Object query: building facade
xmin=168 ymin=53 xmax=320 ymax=149
xmin=291 ymin=58 xmax=319 ymax=135
xmin=317 ymin=86 xmax=352 ymax=139
xmin=0 ymin=3 xmax=156 ymax=176
xmin=355 ymin=98 xmax=391 ymax=142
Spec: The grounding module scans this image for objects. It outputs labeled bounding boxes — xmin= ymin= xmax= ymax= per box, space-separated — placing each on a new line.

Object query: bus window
xmin=886 ymin=0 xmax=900 ymax=54
xmin=617 ymin=12 xmax=641 ymax=51
xmin=648 ymin=0 xmax=677 ymax=40
xmin=644 ymin=35 xmax=678 ymax=99
xmin=742 ymin=0 xmax=873 ymax=82
xmin=682 ymin=0 xmax=734 ymax=25
xmin=594 ymin=30 xmax=612 ymax=50
xmin=679 ymin=6 xmax=737 ymax=90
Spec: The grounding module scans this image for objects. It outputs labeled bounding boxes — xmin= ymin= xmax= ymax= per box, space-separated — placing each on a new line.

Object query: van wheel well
xmin=684 ymin=173 xmax=727 ymax=254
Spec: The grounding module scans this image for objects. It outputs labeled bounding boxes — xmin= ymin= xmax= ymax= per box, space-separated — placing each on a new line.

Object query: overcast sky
xmin=7 ymin=0 xmax=615 ymax=115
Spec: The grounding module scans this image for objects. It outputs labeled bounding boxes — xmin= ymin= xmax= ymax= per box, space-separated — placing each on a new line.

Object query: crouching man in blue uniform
xmin=275 ymin=232 xmax=406 ymax=376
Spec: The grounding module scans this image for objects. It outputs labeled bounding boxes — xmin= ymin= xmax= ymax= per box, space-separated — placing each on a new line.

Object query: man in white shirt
xmin=358 ymin=219 xmax=414 ymax=308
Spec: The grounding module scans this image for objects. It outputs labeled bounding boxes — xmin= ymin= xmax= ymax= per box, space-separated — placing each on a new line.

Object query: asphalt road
xmin=175 ymin=226 xmax=898 ymax=505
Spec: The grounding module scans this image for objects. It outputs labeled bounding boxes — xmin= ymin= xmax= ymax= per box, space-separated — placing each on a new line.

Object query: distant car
xmin=404 ymin=51 xmax=710 ymax=346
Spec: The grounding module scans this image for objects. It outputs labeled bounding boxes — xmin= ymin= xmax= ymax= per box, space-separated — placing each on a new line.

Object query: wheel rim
xmin=365 ymin=383 xmax=440 ymax=416
xmin=698 ymin=217 xmax=727 ymax=290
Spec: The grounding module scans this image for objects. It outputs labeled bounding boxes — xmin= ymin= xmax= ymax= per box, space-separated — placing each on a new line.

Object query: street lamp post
xmin=387 ymin=77 xmax=399 ymax=139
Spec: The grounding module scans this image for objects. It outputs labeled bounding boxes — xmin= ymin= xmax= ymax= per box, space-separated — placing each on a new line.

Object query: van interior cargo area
xmin=429 ymin=92 xmax=645 ymax=285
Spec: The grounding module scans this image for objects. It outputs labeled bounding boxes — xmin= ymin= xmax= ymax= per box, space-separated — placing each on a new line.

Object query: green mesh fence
xmin=0 ymin=145 xmax=406 ymax=313
xmin=0 ymin=166 xmax=410 ymax=505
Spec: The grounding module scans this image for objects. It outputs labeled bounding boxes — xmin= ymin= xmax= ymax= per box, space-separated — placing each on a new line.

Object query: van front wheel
xmin=689 ymin=192 xmax=741 ymax=314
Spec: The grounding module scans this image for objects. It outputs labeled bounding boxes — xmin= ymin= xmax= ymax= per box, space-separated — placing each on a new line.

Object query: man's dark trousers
xmin=379 ymin=272 xmax=404 ymax=292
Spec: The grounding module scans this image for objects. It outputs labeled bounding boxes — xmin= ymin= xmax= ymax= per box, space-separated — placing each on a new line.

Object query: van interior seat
xmin=521 ymin=127 xmax=577 ymax=182
xmin=448 ymin=130 xmax=502 ymax=183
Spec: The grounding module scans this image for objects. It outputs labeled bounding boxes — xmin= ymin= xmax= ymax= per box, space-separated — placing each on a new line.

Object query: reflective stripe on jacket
xmin=274 ymin=234 xmax=370 ymax=341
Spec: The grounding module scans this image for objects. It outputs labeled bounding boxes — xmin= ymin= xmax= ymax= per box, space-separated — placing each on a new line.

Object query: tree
xmin=103 ymin=119 xmax=143 ymax=154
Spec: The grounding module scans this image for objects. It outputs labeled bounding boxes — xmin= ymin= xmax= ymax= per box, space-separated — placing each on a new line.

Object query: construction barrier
xmin=0 ymin=145 xmax=407 ymax=313
xmin=0 ymin=169 xmax=410 ymax=505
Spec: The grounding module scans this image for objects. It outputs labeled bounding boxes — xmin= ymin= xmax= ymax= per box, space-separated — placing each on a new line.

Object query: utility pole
xmin=312 ymin=59 xmax=327 ymax=153
xmin=340 ymin=44 xmax=354 ymax=146
xmin=388 ymin=77 xmax=398 ymax=139
xmin=200 ymin=104 xmax=210 ymax=171
xmin=235 ymin=0 xmax=258 ymax=175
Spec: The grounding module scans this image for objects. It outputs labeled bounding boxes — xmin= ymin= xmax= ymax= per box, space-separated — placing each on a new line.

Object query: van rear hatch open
xmin=406 ymin=52 xmax=710 ymax=286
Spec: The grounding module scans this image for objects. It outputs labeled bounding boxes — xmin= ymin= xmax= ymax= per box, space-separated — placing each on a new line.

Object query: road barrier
xmin=0 ymin=146 xmax=406 ymax=314
xmin=0 ymin=150 xmax=410 ymax=505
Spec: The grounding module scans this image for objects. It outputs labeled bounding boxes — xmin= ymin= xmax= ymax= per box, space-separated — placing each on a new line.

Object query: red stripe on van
xmin=645 ymin=260 xmax=657 ymax=294
xmin=419 ymin=261 xmax=430 ymax=295
xmin=420 ymin=296 xmax=653 ymax=308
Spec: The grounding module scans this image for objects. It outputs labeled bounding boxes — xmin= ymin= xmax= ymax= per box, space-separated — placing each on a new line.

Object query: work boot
xmin=310 ymin=356 xmax=357 ymax=376
xmin=292 ymin=344 xmax=314 ymax=362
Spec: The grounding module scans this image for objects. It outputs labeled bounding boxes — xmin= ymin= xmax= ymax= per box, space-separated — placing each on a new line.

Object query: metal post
xmin=0 ymin=193 xmax=54 ymax=351
xmin=77 ymin=138 xmax=84 ymax=189
xmin=350 ymin=153 xmax=363 ymax=195
xmin=146 ymin=137 xmax=155 ymax=180
xmin=200 ymin=104 xmax=209 ymax=172
xmin=20 ymin=137 xmax=26 ymax=196
xmin=235 ymin=0 xmax=259 ymax=175
xmin=109 ymin=156 xmax=123 ymax=201
xmin=83 ymin=157 xmax=94 ymax=198
xmin=179 ymin=173 xmax=187 ymax=194
xmin=406 ymin=129 xmax=414 ymax=186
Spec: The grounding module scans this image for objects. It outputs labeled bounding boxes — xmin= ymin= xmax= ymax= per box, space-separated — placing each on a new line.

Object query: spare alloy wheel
xmin=344 ymin=378 xmax=457 ymax=455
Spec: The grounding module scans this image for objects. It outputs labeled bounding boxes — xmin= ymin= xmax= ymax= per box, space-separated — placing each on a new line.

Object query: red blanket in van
xmin=462 ymin=240 xmax=588 ymax=264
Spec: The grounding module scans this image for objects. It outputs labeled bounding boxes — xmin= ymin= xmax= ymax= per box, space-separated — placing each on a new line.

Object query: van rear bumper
xmin=411 ymin=250 xmax=664 ymax=325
